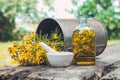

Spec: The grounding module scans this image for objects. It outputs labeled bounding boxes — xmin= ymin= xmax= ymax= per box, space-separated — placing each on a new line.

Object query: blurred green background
xmin=0 ymin=0 xmax=120 ymax=67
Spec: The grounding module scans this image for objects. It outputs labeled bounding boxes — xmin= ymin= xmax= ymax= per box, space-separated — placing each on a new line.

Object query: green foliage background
xmin=70 ymin=0 xmax=120 ymax=40
xmin=0 ymin=0 xmax=119 ymax=41
xmin=0 ymin=0 xmax=37 ymax=41
xmin=0 ymin=0 xmax=54 ymax=41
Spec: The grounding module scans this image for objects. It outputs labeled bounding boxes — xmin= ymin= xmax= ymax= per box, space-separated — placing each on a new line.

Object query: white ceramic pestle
xmin=40 ymin=42 xmax=57 ymax=53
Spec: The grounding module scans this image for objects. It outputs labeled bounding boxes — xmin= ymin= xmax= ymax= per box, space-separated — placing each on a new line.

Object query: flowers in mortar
xmin=8 ymin=31 xmax=64 ymax=65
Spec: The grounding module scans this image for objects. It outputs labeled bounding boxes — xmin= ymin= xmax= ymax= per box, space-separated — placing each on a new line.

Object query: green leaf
xmin=71 ymin=0 xmax=78 ymax=5
xmin=109 ymin=23 xmax=116 ymax=30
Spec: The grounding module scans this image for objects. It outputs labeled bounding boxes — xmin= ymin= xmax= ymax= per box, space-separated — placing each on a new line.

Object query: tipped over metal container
xmin=36 ymin=18 xmax=108 ymax=56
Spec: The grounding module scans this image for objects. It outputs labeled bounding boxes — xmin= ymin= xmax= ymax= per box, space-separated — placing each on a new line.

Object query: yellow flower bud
xmin=12 ymin=42 xmax=18 ymax=47
xmin=52 ymin=34 xmax=59 ymax=39
xmin=30 ymin=32 xmax=36 ymax=38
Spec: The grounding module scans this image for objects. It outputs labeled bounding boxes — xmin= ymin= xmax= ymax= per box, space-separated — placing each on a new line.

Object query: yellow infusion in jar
xmin=72 ymin=29 xmax=96 ymax=65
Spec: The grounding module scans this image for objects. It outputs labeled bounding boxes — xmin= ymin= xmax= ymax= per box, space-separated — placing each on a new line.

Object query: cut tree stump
xmin=0 ymin=43 xmax=120 ymax=80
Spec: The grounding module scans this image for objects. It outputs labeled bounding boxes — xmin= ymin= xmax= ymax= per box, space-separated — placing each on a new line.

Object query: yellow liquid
xmin=72 ymin=29 xmax=96 ymax=65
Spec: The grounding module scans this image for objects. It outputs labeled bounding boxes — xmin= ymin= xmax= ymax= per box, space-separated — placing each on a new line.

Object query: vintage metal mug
xmin=36 ymin=18 xmax=108 ymax=56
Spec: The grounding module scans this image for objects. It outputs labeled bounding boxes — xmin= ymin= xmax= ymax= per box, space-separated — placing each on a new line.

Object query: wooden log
xmin=0 ymin=43 xmax=120 ymax=80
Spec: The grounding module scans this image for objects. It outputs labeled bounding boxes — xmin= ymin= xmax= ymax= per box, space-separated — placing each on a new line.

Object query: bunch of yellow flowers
xmin=8 ymin=30 xmax=64 ymax=65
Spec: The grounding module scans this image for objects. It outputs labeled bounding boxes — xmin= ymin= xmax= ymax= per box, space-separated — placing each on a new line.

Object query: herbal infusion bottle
xmin=72 ymin=17 xmax=96 ymax=65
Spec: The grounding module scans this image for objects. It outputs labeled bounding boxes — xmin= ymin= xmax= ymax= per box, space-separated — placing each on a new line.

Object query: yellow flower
xmin=18 ymin=44 xmax=24 ymax=49
xmin=12 ymin=42 xmax=18 ymax=47
xmin=23 ymin=35 xmax=31 ymax=42
xmin=89 ymin=29 xmax=95 ymax=37
xmin=36 ymin=42 xmax=40 ymax=48
xmin=35 ymin=56 xmax=41 ymax=64
xmin=52 ymin=34 xmax=59 ymax=39
xmin=20 ymin=53 xmax=29 ymax=60
xmin=52 ymin=46 xmax=57 ymax=51
xmin=30 ymin=32 xmax=36 ymax=38
xmin=11 ymin=47 xmax=17 ymax=54
xmin=82 ymin=29 xmax=89 ymax=35
xmin=36 ymin=50 xmax=42 ymax=58
xmin=26 ymin=44 xmax=32 ymax=50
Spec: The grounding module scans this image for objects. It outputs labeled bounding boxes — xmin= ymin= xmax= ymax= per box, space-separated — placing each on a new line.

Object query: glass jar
xmin=72 ymin=17 xmax=96 ymax=65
